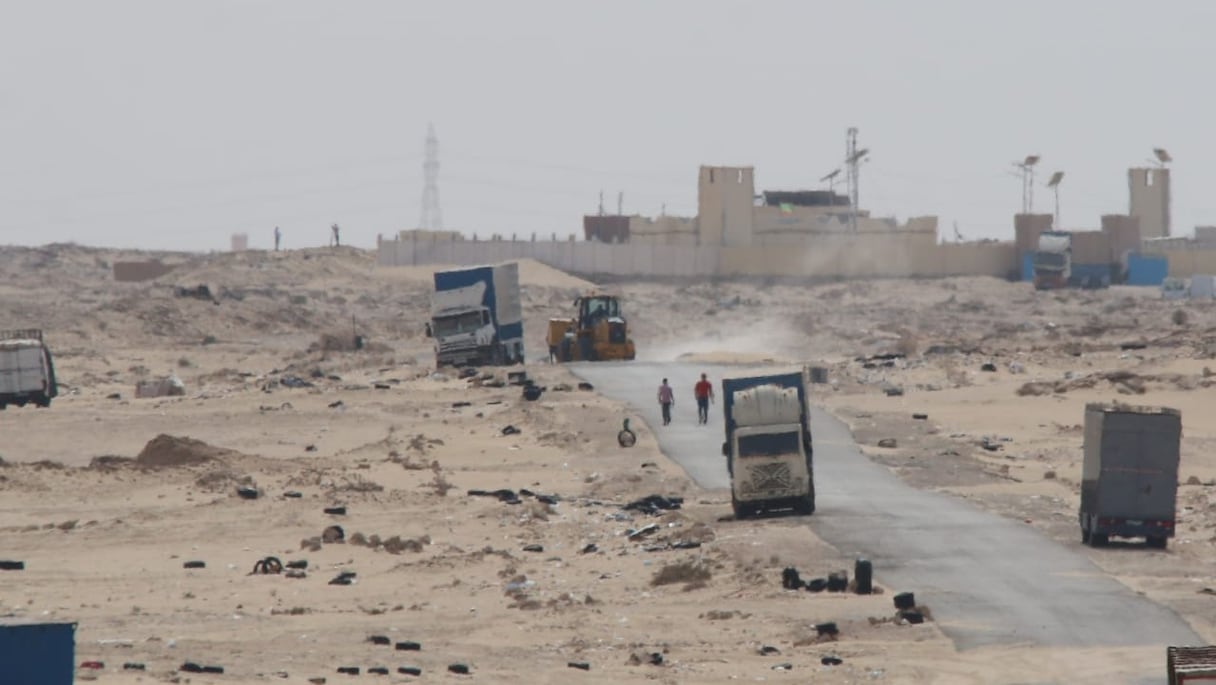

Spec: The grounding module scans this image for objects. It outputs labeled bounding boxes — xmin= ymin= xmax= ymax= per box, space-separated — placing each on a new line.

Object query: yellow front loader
xmin=546 ymin=294 xmax=636 ymax=362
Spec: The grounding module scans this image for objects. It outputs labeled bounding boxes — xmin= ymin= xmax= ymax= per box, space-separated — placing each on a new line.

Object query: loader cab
xmin=576 ymin=295 xmax=621 ymax=330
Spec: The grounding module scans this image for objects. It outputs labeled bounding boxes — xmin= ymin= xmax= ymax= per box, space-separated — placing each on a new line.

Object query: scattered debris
xmin=328 ymin=571 xmax=357 ymax=586
xmin=577 ymin=382 xmax=594 ymax=391
xmin=285 ymin=559 xmax=308 ymax=570
xmin=237 ymin=486 xmax=260 ymax=500
xmin=568 ymin=661 xmax=591 ymax=671
xmin=883 ymin=386 xmax=905 ymax=397
xmin=447 ymin=663 xmax=470 ymax=675
xmin=0 ymin=560 xmax=25 ymax=571
xmin=280 ymin=375 xmax=314 ymax=389
xmin=759 ymin=645 xmax=780 ymax=656
xmin=367 ymin=635 xmax=390 ymax=646
xmin=580 ymin=543 xmax=598 ymax=554
xmin=521 ymin=544 xmax=544 ymax=553
xmin=395 ymin=641 xmax=421 ymax=651
xmin=397 ymin=666 xmax=422 ymax=676
xmin=327 ymin=400 xmax=344 ymax=409
xmin=323 ymin=506 xmax=347 ymax=516
xmin=321 ymin=525 xmax=345 ymax=543
xmin=182 ymin=560 xmax=205 ymax=569
xmin=618 ymin=418 xmax=637 ymax=448
xmin=623 ymin=495 xmax=683 ymax=515
xmin=337 ymin=666 xmax=360 ymax=675
xmin=854 ymin=558 xmax=873 ymax=595
xmin=805 ymin=578 xmax=828 ymax=593
xmin=781 ymin=567 xmax=803 ymax=590
xmin=522 ymin=384 xmax=544 ymax=401
xmin=501 ymin=425 xmax=520 ymax=436
xmin=827 ymin=571 xmax=849 ymax=593
xmin=894 ymin=592 xmax=916 ymax=610
xmin=507 ymin=371 xmax=528 ymax=386
xmin=815 ymin=622 xmax=838 ymax=636
xmin=912 ymin=413 xmax=928 ymax=420
xmin=877 ymin=438 xmax=898 ymax=448
xmin=123 ymin=662 xmax=146 ymax=671
xmin=251 ymin=556 xmax=283 ymax=575
xmin=821 ymin=656 xmax=843 ymax=666
xmin=981 ymin=362 xmax=998 ymax=372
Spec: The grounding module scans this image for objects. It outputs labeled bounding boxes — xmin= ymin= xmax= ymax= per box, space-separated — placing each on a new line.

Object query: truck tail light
xmin=1097 ymin=517 xmax=1119 ymax=527
xmin=1152 ymin=520 xmax=1174 ymax=528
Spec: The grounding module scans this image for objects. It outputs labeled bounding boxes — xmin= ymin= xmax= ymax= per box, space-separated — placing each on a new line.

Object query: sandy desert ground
xmin=1 ymin=244 xmax=1214 ymax=684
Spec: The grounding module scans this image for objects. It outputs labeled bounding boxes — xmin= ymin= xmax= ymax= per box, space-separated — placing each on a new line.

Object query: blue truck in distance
xmin=721 ymin=368 xmax=815 ymax=519
xmin=430 ymin=262 xmax=524 ymax=367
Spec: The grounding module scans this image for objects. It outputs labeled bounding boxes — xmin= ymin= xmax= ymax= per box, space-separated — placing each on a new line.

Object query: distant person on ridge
xmin=657 ymin=378 xmax=674 ymax=426
xmin=331 ymin=223 xmax=341 ymax=247
xmin=274 ymin=226 xmax=282 ymax=251
xmin=694 ymin=372 xmax=714 ymax=425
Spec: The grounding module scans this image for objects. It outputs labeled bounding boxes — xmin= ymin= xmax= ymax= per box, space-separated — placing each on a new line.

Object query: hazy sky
xmin=4 ymin=1 xmax=1214 ymax=251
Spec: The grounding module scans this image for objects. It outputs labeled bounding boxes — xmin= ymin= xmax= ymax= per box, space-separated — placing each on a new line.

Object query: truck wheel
xmin=731 ymin=495 xmax=750 ymax=521
xmin=1146 ymin=536 xmax=1167 ymax=549
xmin=1089 ymin=533 xmax=1109 ymax=547
xmin=794 ymin=494 xmax=815 ymax=516
xmin=1081 ymin=528 xmax=1090 ymax=545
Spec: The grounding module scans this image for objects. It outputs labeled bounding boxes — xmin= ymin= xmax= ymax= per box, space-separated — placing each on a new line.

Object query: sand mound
xmin=135 ymin=434 xmax=234 ymax=468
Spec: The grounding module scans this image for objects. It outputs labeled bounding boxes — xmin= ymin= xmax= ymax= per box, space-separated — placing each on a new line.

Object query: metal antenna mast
xmin=419 ymin=123 xmax=443 ymax=230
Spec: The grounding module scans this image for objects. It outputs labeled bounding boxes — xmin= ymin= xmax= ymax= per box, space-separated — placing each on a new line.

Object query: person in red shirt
xmin=694 ymin=373 xmax=714 ymax=425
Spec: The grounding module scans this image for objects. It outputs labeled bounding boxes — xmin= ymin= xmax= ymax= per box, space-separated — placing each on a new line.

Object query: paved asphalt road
xmin=572 ymin=361 xmax=1201 ymax=655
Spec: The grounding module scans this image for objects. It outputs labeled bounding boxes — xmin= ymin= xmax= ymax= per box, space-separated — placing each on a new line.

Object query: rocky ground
xmin=1 ymin=244 xmax=1213 ymax=684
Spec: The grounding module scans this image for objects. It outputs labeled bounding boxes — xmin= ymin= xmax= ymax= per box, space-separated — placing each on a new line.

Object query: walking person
xmin=694 ymin=372 xmax=714 ymax=425
xmin=657 ymin=378 xmax=674 ymax=426
xmin=274 ymin=226 xmax=282 ymax=251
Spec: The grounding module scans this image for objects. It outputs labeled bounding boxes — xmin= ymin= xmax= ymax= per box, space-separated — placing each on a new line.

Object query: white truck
xmin=429 ymin=262 xmax=524 ymax=367
xmin=0 ymin=329 xmax=59 ymax=409
xmin=721 ymin=368 xmax=815 ymax=519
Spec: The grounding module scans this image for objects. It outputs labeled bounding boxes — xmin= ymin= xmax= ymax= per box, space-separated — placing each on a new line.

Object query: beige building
xmin=1129 ymin=167 xmax=1170 ymax=239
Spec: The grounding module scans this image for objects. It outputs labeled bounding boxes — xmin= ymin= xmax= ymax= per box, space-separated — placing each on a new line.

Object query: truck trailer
xmin=0 ymin=329 xmax=58 ymax=409
xmin=429 ymin=262 xmax=524 ymax=367
xmin=721 ymin=368 xmax=814 ymax=519
xmin=1080 ymin=403 xmax=1181 ymax=548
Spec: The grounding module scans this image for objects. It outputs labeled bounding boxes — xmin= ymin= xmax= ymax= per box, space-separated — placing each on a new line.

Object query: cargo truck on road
xmin=429 ymin=262 xmax=524 ymax=367
xmin=721 ymin=368 xmax=814 ymax=519
xmin=1081 ymin=403 xmax=1181 ymax=548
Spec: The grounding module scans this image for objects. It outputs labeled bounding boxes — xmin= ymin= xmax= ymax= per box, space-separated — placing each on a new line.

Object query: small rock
xmin=815 ymin=622 xmax=838 ymax=636
xmin=1044 ymin=470 xmax=1057 ymax=480
xmin=501 ymin=425 xmax=520 ymax=436
xmin=284 ymin=491 xmax=303 ymax=498
xmin=981 ymin=362 xmax=998 ymax=372
xmin=367 ymin=635 xmax=390 ymax=645
xmin=912 ymin=413 xmax=928 ymax=420
xmin=337 ymin=666 xmax=360 ymax=675
xmin=323 ymin=506 xmax=347 ymax=516
xmin=395 ymin=641 xmax=421 ymax=651
xmin=182 ymin=560 xmax=206 ymax=569
xmin=758 ymin=645 xmax=780 ymax=655
xmin=447 ymin=663 xmax=470 ymax=674
xmin=0 ymin=561 xmax=26 ymax=571
xmin=821 ymin=656 xmax=843 ymax=666
xmin=321 ymin=525 xmax=345 ymax=543
xmin=368 ymin=667 xmax=389 ymax=675
xmin=397 ymin=666 xmax=422 ymax=676
xmin=1187 ymin=475 xmax=1202 ymax=485
xmin=877 ymin=438 xmax=898 ymax=449
xmin=522 ymin=544 xmax=544 ymax=553
xmin=567 ymin=661 xmax=591 ymax=671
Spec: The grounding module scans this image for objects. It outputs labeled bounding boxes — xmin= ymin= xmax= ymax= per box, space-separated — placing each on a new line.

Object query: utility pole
xmin=845 ymin=127 xmax=869 ymax=231
xmin=419 ymin=124 xmax=443 ymax=230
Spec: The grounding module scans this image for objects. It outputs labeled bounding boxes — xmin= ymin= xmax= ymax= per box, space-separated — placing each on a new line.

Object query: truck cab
xmin=1032 ymin=230 xmax=1072 ymax=290
xmin=722 ymin=369 xmax=814 ymax=518
xmin=431 ymin=303 xmax=497 ymax=365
